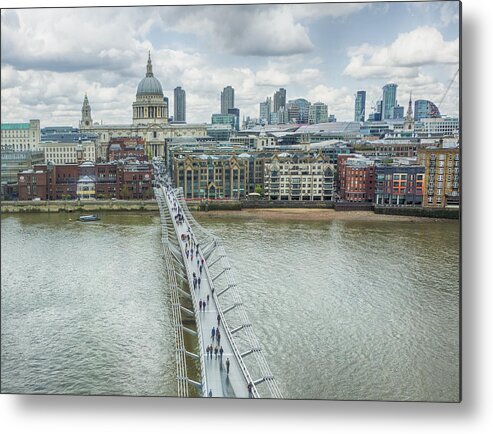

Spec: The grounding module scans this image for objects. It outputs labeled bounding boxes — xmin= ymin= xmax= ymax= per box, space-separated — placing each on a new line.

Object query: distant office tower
xmin=287 ymin=98 xmax=311 ymax=124
xmin=382 ymin=83 xmax=398 ymax=120
xmin=221 ymin=86 xmax=235 ymax=115
xmin=259 ymin=97 xmax=272 ymax=124
xmin=377 ymin=100 xmax=383 ymax=115
xmin=174 ymin=87 xmax=186 ymax=123
xmin=328 ymin=114 xmax=337 ymax=122
xmin=414 ymin=99 xmax=441 ymax=121
xmin=277 ymin=107 xmax=289 ymax=124
xmin=354 ymin=91 xmax=366 ymax=122
xmin=392 ymin=105 xmax=404 ymax=119
xmin=163 ymin=96 xmax=170 ymax=121
xmin=369 ymin=100 xmax=383 ymax=121
xmin=228 ymin=108 xmax=240 ymax=130
xmin=308 ymin=102 xmax=328 ymax=124
xmin=287 ymin=102 xmax=300 ymax=123
xmin=273 ymin=88 xmax=286 ymax=112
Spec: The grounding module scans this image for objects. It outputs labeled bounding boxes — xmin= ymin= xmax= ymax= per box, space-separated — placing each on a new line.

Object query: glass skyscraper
xmin=354 ymin=91 xmax=366 ymax=122
xmin=414 ymin=99 xmax=441 ymax=121
xmin=174 ymin=86 xmax=186 ymax=123
xmin=273 ymin=88 xmax=287 ymax=112
xmin=382 ymin=83 xmax=398 ymax=120
xmin=221 ymin=86 xmax=235 ymax=115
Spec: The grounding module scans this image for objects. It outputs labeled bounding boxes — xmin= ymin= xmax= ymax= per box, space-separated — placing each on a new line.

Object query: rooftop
xmin=1 ymin=123 xmax=30 ymax=130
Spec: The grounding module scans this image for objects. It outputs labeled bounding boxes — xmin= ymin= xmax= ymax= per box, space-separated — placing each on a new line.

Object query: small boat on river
xmin=78 ymin=215 xmax=100 ymax=222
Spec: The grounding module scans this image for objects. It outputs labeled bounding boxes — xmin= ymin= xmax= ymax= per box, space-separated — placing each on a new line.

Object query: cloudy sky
xmin=1 ymin=0 xmax=460 ymax=126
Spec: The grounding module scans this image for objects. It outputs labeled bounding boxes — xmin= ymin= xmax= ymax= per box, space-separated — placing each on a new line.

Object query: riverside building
xmin=17 ymin=160 xmax=154 ymax=201
xmin=264 ymin=154 xmax=335 ymax=201
xmin=337 ymin=154 xmax=376 ymax=202
xmin=374 ymin=161 xmax=425 ymax=206
xmin=172 ymin=153 xmax=249 ymax=200
xmin=418 ymin=145 xmax=460 ymax=208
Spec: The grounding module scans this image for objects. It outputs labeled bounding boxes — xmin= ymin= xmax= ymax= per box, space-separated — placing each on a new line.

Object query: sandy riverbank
xmin=194 ymin=208 xmax=447 ymax=222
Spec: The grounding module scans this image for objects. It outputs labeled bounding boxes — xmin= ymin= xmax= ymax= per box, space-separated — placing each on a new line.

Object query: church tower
xmin=80 ymin=93 xmax=93 ymax=129
xmin=404 ymin=92 xmax=414 ymax=131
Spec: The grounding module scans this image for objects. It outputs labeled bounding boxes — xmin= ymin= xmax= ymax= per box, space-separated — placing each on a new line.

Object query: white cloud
xmin=342 ymin=26 xmax=459 ymax=119
xmin=306 ymin=85 xmax=355 ymax=121
xmin=1 ymin=8 xmax=156 ymax=72
xmin=157 ymin=3 xmax=367 ymax=57
xmin=0 ymin=4 xmax=459 ymax=125
xmin=344 ymin=27 xmax=459 ymax=80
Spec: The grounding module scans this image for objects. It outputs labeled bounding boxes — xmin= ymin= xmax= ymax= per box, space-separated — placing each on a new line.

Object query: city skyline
xmin=1 ymin=1 xmax=459 ymax=126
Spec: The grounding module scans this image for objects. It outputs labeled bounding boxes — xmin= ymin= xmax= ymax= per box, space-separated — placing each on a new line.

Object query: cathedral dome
xmin=137 ymin=76 xmax=163 ymax=96
xmin=136 ymin=52 xmax=163 ymax=97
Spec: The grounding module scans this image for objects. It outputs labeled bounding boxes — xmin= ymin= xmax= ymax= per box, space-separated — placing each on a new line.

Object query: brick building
xmin=337 ymin=154 xmax=376 ymax=202
xmin=107 ymin=137 xmax=146 ymax=162
xmin=17 ymin=161 xmax=153 ymax=201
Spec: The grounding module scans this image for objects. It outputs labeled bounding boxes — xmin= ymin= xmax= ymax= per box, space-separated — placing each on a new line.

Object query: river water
xmin=1 ymin=212 xmax=460 ymax=401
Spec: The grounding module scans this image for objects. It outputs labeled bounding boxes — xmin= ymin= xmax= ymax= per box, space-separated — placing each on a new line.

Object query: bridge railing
xmin=154 ymin=187 xmax=189 ymax=397
xmin=163 ymin=186 xmax=209 ymax=396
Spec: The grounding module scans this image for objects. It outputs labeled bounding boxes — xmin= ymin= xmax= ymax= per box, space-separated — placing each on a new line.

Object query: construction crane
xmin=438 ymin=68 xmax=459 ymax=111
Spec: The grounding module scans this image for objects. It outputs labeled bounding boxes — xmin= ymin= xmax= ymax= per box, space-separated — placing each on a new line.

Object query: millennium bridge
xmin=153 ymin=170 xmax=282 ymax=399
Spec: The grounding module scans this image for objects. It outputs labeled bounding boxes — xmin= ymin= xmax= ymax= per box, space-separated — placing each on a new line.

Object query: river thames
xmin=1 ymin=212 xmax=460 ymax=401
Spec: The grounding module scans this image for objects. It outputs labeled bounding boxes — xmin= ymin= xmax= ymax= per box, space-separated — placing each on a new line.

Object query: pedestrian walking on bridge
xmin=248 ymin=382 xmax=253 ymax=398
xmin=198 ymin=276 xmax=201 ymax=289
xmin=211 ymin=327 xmax=216 ymax=341
xmin=203 ymin=300 xmax=207 ymax=310
xmin=219 ymin=346 xmax=224 ymax=359
xmin=217 ymin=314 xmax=221 ymax=326
xmin=214 ymin=346 xmax=218 ymax=360
xmin=206 ymin=345 xmax=210 ymax=359
xmin=226 ymin=358 xmax=230 ymax=374
xmin=199 ymin=300 xmax=203 ymax=310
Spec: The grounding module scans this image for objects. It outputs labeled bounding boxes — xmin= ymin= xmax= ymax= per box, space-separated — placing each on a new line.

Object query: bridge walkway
xmin=163 ymin=186 xmax=250 ymax=398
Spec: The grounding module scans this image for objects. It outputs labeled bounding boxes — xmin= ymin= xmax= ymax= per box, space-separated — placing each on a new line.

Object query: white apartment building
xmin=264 ymin=155 xmax=335 ymax=201
xmin=39 ymin=140 xmax=96 ymax=165
xmin=1 ymin=120 xmax=41 ymax=151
